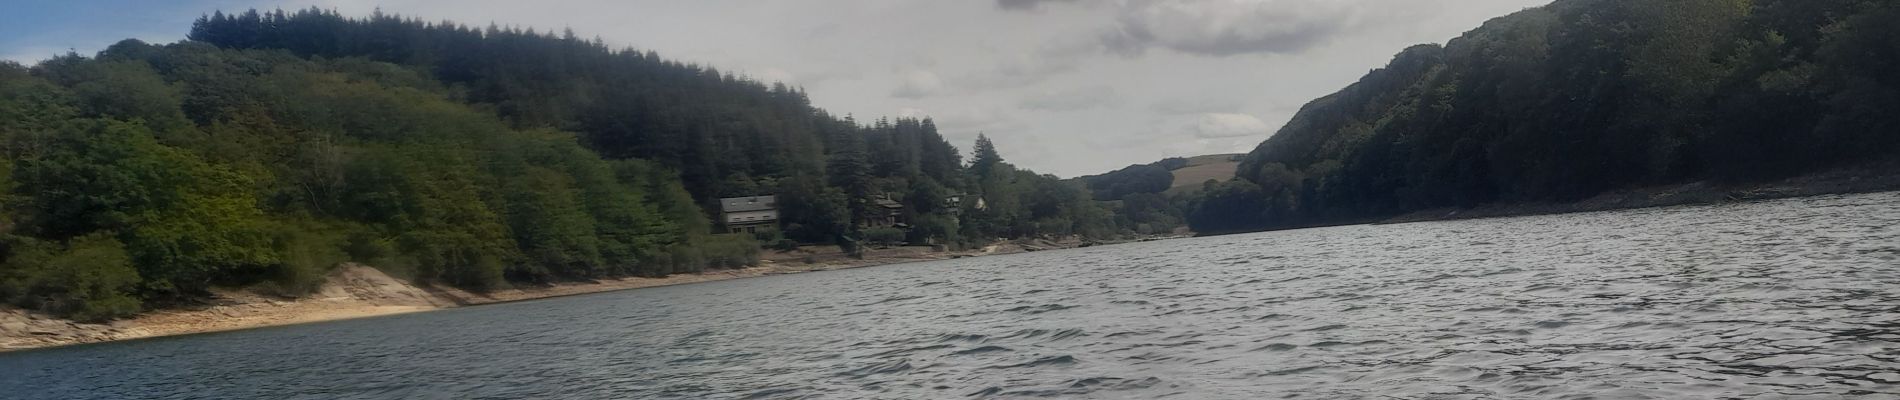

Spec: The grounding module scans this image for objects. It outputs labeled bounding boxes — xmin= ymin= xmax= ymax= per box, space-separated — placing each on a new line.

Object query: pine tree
xmin=971 ymin=133 xmax=1003 ymax=180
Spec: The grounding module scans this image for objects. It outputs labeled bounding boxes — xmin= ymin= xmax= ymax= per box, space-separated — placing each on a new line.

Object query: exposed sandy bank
xmin=0 ymin=240 xmax=1064 ymax=352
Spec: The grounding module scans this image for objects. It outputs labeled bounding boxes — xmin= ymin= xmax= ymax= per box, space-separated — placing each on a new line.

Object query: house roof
xmin=720 ymin=195 xmax=777 ymax=213
xmin=873 ymin=197 xmax=904 ymax=209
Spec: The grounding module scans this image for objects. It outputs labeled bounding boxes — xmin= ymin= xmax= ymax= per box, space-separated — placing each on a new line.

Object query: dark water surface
xmin=5 ymin=193 xmax=1900 ymax=399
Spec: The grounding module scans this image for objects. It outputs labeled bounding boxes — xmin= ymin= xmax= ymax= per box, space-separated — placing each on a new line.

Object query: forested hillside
xmin=0 ymin=42 xmax=726 ymax=320
xmin=183 ymin=9 xmax=1109 ymax=244
xmin=0 ymin=10 xmax=1121 ymax=321
xmin=188 ymin=9 xmax=1118 ymax=245
xmin=1195 ymin=0 xmax=1900 ymax=233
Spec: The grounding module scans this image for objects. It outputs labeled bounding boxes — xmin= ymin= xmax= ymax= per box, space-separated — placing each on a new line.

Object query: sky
xmin=0 ymin=0 xmax=1550 ymax=177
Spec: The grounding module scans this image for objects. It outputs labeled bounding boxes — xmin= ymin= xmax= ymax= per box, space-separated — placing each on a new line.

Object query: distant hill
xmin=1072 ymin=154 xmax=1243 ymax=236
xmin=1163 ymin=154 xmax=1244 ymax=195
xmin=1196 ymin=0 xmax=1900 ymax=234
xmin=1075 ymin=154 xmax=1244 ymax=200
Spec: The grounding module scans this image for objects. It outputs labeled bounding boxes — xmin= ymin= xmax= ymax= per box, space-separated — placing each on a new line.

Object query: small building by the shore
xmin=944 ymin=194 xmax=965 ymax=215
xmin=720 ymin=195 xmax=779 ymax=234
xmin=869 ymin=195 xmax=906 ymax=228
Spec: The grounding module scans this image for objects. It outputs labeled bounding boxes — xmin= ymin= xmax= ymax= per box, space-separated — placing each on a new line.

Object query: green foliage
xmin=499 ymin=165 xmax=606 ymax=280
xmin=862 ymin=227 xmax=906 ymax=247
xmin=776 ymin=176 xmax=852 ymax=243
xmin=1188 ymin=180 xmax=1269 ymax=234
xmin=908 ymin=214 xmax=961 ymax=246
xmin=963 ymin=159 xmax=1121 ymax=241
xmin=837 ymin=237 xmax=864 ymax=259
xmin=0 ymin=30 xmax=798 ymax=316
xmin=0 ymin=234 xmax=143 ymax=322
xmin=1082 ymin=164 xmax=1174 ymax=201
xmin=970 ymin=134 xmax=1004 ymax=180
xmin=1113 ymin=193 xmax=1185 ymax=235
xmin=0 ymin=9 xmax=1172 ymax=320
xmin=13 ymin=119 xmax=276 ymax=296
xmin=696 ymin=234 xmax=761 ymax=269
xmin=260 ymin=220 xmax=349 ymax=297
xmin=1202 ymin=0 xmax=1900 ymax=233
xmin=771 ymin=239 xmax=799 ymax=252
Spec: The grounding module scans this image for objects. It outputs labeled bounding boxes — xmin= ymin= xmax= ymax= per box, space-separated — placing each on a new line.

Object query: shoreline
xmin=0 ymin=240 xmax=1077 ymax=353
xmin=1188 ymin=164 xmax=1900 ymax=236
xmin=7 ymin=166 xmax=1892 ymax=353
xmin=1380 ymin=164 xmax=1900 ymax=225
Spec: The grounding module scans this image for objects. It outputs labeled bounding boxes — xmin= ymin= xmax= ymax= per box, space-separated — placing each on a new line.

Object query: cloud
xmin=1019 ymin=85 xmax=1119 ymax=111
xmin=997 ymin=0 xmax=1080 ymax=11
xmin=890 ymin=70 xmax=945 ymax=99
xmin=1192 ymin=113 xmax=1270 ymax=138
xmin=949 ymin=36 xmax=1094 ymax=91
xmin=754 ymin=67 xmax=796 ymax=84
xmin=956 ymin=57 xmax=1079 ymax=91
xmin=935 ymin=107 xmax=1022 ymax=134
xmin=1100 ymin=0 xmax=1361 ymax=57
xmin=1149 ymin=97 xmax=1247 ymax=115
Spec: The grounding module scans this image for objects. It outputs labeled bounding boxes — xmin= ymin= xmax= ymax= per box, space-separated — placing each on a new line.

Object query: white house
xmin=719 ymin=195 xmax=779 ymax=234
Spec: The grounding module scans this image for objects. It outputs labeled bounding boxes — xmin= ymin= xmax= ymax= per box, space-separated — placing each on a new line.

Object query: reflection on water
xmin=3 ymin=193 xmax=1899 ymax=399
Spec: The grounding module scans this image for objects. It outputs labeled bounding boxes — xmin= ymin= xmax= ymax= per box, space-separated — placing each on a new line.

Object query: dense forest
xmin=185 ymin=9 xmax=1122 ymax=244
xmin=1193 ymin=0 xmax=1900 ymax=233
xmin=0 ymin=9 xmax=1125 ymax=321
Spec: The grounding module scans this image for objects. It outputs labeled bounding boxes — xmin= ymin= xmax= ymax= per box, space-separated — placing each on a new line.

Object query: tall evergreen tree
xmin=971 ymin=134 xmax=1003 ymax=180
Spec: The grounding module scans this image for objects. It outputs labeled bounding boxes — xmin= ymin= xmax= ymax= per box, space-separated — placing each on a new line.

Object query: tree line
xmin=189 ymin=9 xmax=1132 ymax=245
xmin=1193 ymin=0 xmax=1900 ymax=233
xmin=0 ymin=9 xmax=1138 ymax=321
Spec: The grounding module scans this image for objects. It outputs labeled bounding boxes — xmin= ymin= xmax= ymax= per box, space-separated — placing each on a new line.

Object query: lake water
xmin=4 ymin=193 xmax=1899 ymax=399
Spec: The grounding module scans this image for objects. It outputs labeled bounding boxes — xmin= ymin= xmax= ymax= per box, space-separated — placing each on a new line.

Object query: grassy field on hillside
xmin=1165 ymin=154 xmax=1243 ymax=195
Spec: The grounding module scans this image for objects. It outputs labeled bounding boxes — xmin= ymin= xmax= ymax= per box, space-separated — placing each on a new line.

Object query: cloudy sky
xmin=1 ymin=0 xmax=1548 ymax=177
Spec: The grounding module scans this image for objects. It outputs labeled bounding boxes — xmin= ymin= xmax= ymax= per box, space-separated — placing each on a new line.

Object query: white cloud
xmin=1101 ymin=0 xmax=1364 ymax=57
xmin=1019 ymin=85 xmax=1119 ymax=111
xmin=754 ymin=67 xmax=796 ymax=85
xmin=890 ymin=70 xmax=945 ymax=99
xmin=996 ymin=0 xmax=1081 ymax=11
xmin=954 ymin=54 xmax=1081 ymax=91
xmin=1192 ymin=113 xmax=1270 ymax=139
xmin=1150 ymin=97 xmax=1246 ymax=115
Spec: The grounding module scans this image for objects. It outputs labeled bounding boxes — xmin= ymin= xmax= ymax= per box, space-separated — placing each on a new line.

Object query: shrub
xmin=641 ymin=244 xmax=693 ymax=276
xmin=908 ymin=214 xmax=960 ymax=245
xmin=259 ymin=222 xmax=348 ymax=298
xmin=1 ymin=234 xmax=144 ymax=322
xmin=772 ymin=239 xmax=799 ymax=252
xmin=837 ymin=237 xmax=864 ymax=259
xmin=698 ymin=234 xmax=761 ymax=269
xmin=343 ymin=230 xmax=392 ymax=262
xmin=399 ymin=230 xmax=508 ymax=290
xmin=863 ymin=227 xmax=906 ymax=247
xmin=752 ymin=229 xmax=784 ymax=244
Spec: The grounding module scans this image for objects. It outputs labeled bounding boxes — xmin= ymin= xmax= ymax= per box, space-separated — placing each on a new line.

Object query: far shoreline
xmin=1191 ymin=164 xmax=1900 ymax=237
